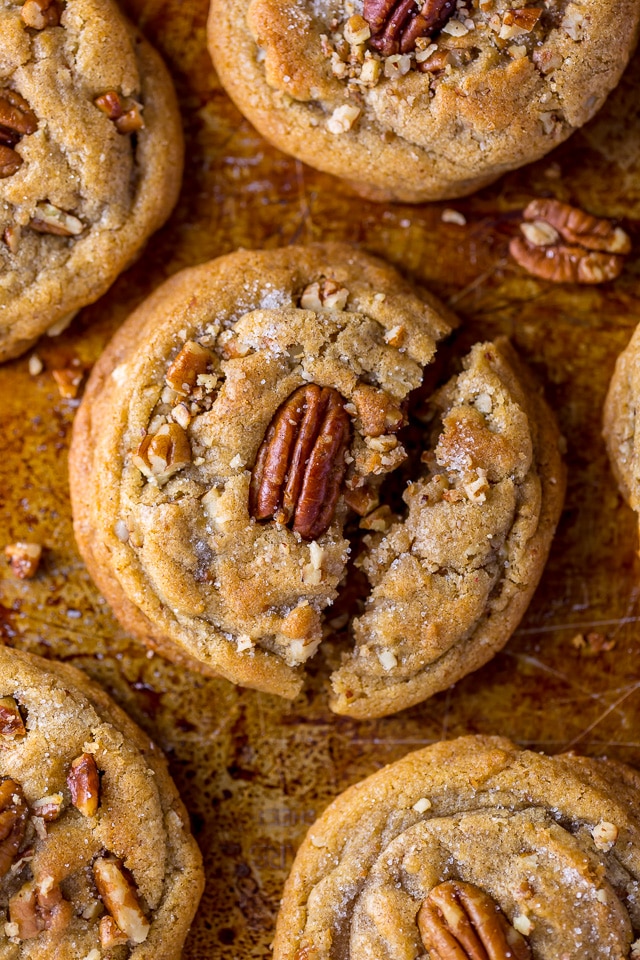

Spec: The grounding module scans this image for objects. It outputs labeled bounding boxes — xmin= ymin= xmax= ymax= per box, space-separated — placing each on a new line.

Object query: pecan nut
xmin=510 ymin=199 xmax=631 ymax=284
xmin=249 ymin=384 xmax=351 ymax=540
xmin=165 ymin=340 xmax=214 ymax=396
xmin=94 ymin=91 xmax=145 ymax=134
xmin=67 ymin=753 xmax=100 ymax=817
xmin=30 ymin=202 xmax=84 ymax=237
xmin=364 ymin=0 xmax=456 ymax=55
xmin=21 ymin=0 xmax=63 ymax=29
xmin=93 ymin=857 xmax=150 ymax=944
xmin=132 ymin=422 xmax=192 ymax=483
xmin=8 ymin=878 xmax=73 ymax=939
xmin=0 ymin=89 xmax=37 ymax=179
xmin=0 ymin=779 xmax=28 ymax=879
xmin=0 ymin=696 xmax=27 ymax=738
xmin=4 ymin=542 xmax=42 ymax=579
xmin=417 ymin=881 xmax=531 ymax=960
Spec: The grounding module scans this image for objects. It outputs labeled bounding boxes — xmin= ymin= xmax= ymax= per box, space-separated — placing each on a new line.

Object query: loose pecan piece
xmin=21 ymin=0 xmax=63 ymax=29
xmin=0 ymin=779 xmax=28 ymax=879
xmin=510 ymin=199 xmax=631 ymax=284
xmin=249 ymin=384 xmax=351 ymax=540
xmin=0 ymin=89 xmax=37 ymax=179
xmin=68 ymin=753 xmax=100 ymax=817
xmin=364 ymin=0 xmax=456 ymax=55
xmin=4 ymin=541 xmax=42 ymax=579
xmin=418 ymin=881 xmax=531 ymax=960
xmin=94 ymin=91 xmax=145 ymax=134
xmin=0 ymin=696 xmax=27 ymax=738
xmin=94 ymin=857 xmax=150 ymax=944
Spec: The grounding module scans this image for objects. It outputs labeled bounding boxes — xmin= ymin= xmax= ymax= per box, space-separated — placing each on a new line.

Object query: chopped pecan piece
xmin=0 ymin=697 xmax=26 ymax=739
xmin=21 ymin=0 xmax=63 ymax=29
xmin=0 ymin=89 xmax=36 ymax=179
xmin=364 ymin=0 xmax=456 ymax=55
xmin=52 ymin=365 xmax=83 ymax=399
xmin=94 ymin=91 xmax=145 ymax=134
xmin=67 ymin=753 xmax=100 ymax=817
xmin=418 ymin=880 xmax=531 ymax=960
xmin=4 ymin=542 xmax=41 ymax=579
xmin=510 ymin=199 xmax=631 ymax=284
xmin=0 ymin=779 xmax=28 ymax=879
xmin=352 ymin=384 xmax=405 ymax=437
xmin=132 ymin=422 xmax=192 ymax=483
xmin=299 ymin=278 xmax=349 ymax=311
xmin=32 ymin=793 xmax=63 ymax=822
xmin=9 ymin=878 xmax=73 ymax=939
xmin=249 ymin=384 xmax=351 ymax=540
xmin=0 ymin=145 xmax=22 ymax=178
xmin=100 ymin=915 xmax=129 ymax=948
xmin=165 ymin=341 xmax=214 ymax=395
xmin=93 ymin=857 xmax=150 ymax=945
xmin=30 ymin=202 xmax=84 ymax=237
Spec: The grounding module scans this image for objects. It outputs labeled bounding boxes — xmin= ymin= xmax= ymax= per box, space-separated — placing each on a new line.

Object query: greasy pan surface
xmin=2 ymin=1 xmax=640 ymax=956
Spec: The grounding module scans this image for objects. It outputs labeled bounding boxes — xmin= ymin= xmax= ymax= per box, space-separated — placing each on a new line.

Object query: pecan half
xmin=0 ymin=89 xmax=37 ymax=179
xmin=21 ymin=0 xmax=63 ymax=29
xmin=364 ymin=0 xmax=456 ymax=55
xmin=0 ymin=696 xmax=27 ymax=738
xmin=510 ymin=199 xmax=631 ymax=284
xmin=4 ymin=541 xmax=41 ymax=579
xmin=67 ymin=753 xmax=100 ymax=817
xmin=249 ymin=384 xmax=351 ymax=540
xmin=0 ymin=779 xmax=28 ymax=879
xmin=418 ymin=881 xmax=531 ymax=960
xmin=8 ymin=878 xmax=73 ymax=939
xmin=94 ymin=91 xmax=145 ymax=134
xmin=93 ymin=857 xmax=150 ymax=945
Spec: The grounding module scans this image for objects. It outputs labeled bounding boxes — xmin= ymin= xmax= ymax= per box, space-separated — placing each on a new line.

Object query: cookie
xmin=0 ymin=645 xmax=203 ymax=958
xmin=69 ymin=243 xmax=564 ymax=717
xmin=273 ymin=735 xmax=640 ymax=960
xmin=0 ymin=0 xmax=184 ymax=362
xmin=604 ymin=324 xmax=640 ymax=520
xmin=206 ymin=0 xmax=640 ymax=203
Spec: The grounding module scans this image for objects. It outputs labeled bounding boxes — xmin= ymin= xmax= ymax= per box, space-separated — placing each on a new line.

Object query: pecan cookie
xmin=0 ymin=645 xmax=203 ymax=958
xmin=206 ymin=0 xmax=640 ymax=203
xmin=0 ymin=0 xmax=183 ymax=362
xmin=69 ymin=243 xmax=564 ymax=717
xmin=604 ymin=325 xmax=640 ymax=521
xmin=274 ymin=735 xmax=640 ymax=960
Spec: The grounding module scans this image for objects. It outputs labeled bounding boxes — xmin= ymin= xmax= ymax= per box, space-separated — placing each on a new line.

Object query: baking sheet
xmin=2 ymin=1 xmax=640 ymax=956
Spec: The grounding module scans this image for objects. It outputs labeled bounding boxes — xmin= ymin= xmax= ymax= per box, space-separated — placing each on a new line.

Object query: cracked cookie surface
xmin=273 ymin=735 xmax=640 ymax=960
xmin=207 ymin=0 xmax=640 ymax=202
xmin=0 ymin=0 xmax=183 ymax=362
xmin=0 ymin=645 xmax=203 ymax=960
xmin=69 ymin=243 xmax=564 ymax=717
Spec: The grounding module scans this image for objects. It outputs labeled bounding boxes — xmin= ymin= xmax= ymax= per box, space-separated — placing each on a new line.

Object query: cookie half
xmin=0 ymin=0 xmax=184 ymax=362
xmin=69 ymin=243 xmax=564 ymax=717
xmin=273 ymin=735 xmax=640 ymax=960
xmin=207 ymin=0 xmax=640 ymax=203
xmin=0 ymin=645 xmax=203 ymax=959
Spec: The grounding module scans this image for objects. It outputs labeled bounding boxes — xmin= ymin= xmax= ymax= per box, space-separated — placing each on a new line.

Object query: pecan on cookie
xmin=69 ymin=244 xmax=564 ymax=717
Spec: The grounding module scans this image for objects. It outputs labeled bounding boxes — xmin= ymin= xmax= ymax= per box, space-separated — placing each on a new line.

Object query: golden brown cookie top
xmin=273 ymin=735 xmax=640 ymax=960
xmin=0 ymin=0 xmax=183 ymax=361
xmin=208 ymin=0 xmax=640 ymax=202
xmin=0 ymin=645 xmax=203 ymax=959
xmin=70 ymin=244 xmax=564 ymax=716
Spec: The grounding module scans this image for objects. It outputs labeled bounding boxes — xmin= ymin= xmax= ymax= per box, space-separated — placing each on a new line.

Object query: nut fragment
xmin=364 ymin=0 xmax=456 ymax=55
xmin=249 ymin=384 xmax=351 ymax=540
xmin=4 ymin=542 xmax=41 ymax=579
xmin=0 ymin=88 xmax=37 ymax=179
xmin=100 ymin=915 xmax=129 ymax=948
xmin=132 ymin=422 xmax=192 ymax=483
xmin=418 ymin=881 xmax=531 ymax=960
xmin=67 ymin=753 xmax=100 ymax=817
xmin=93 ymin=857 xmax=150 ymax=945
xmin=352 ymin=384 xmax=405 ymax=437
xmin=8 ymin=879 xmax=73 ymax=940
xmin=510 ymin=199 xmax=631 ymax=284
xmin=52 ymin=365 xmax=83 ymax=399
xmin=94 ymin=90 xmax=145 ymax=134
xmin=32 ymin=793 xmax=63 ymax=822
xmin=165 ymin=341 xmax=214 ymax=396
xmin=30 ymin=202 xmax=84 ymax=237
xmin=21 ymin=0 xmax=63 ymax=29
xmin=300 ymin=278 xmax=349 ymax=311
xmin=0 ymin=779 xmax=28 ymax=879
xmin=0 ymin=145 xmax=22 ymax=178
xmin=0 ymin=697 xmax=26 ymax=739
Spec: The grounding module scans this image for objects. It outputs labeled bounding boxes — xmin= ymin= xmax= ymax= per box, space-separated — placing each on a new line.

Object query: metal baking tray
xmin=1 ymin=1 xmax=640 ymax=956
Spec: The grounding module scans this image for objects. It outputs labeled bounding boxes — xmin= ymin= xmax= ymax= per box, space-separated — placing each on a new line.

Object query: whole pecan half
xmin=0 ymin=89 xmax=37 ymax=179
xmin=0 ymin=778 xmax=29 ymax=879
xmin=418 ymin=881 xmax=531 ymax=960
xmin=509 ymin=198 xmax=631 ymax=284
xmin=249 ymin=384 xmax=350 ymax=541
xmin=364 ymin=0 xmax=456 ymax=55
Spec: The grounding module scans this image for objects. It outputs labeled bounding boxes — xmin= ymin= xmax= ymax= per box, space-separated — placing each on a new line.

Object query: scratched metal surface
xmin=1 ymin=2 xmax=640 ymax=956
